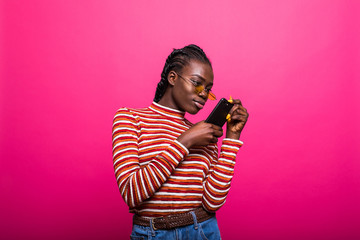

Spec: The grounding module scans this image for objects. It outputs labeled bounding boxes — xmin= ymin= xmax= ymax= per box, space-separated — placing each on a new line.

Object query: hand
xmin=226 ymin=99 xmax=249 ymax=139
xmin=177 ymin=121 xmax=223 ymax=149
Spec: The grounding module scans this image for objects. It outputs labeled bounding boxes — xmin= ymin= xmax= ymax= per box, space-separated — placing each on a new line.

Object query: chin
xmin=187 ymin=110 xmax=199 ymax=115
xmin=179 ymin=99 xmax=204 ymax=115
xmin=186 ymin=106 xmax=201 ymax=115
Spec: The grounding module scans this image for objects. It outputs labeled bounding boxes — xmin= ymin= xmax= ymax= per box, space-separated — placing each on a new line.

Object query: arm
xmin=202 ymin=139 xmax=242 ymax=212
xmin=203 ymin=98 xmax=248 ymax=211
xmin=112 ymin=108 xmax=188 ymax=209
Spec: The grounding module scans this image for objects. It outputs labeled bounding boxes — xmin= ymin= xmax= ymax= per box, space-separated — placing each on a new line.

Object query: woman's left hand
xmin=226 ymin=99 xmax=249 ymax=139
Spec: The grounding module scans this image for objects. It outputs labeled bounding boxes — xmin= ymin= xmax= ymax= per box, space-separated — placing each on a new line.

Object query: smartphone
xmin=205 ymin=98 xmax=234 ymax=127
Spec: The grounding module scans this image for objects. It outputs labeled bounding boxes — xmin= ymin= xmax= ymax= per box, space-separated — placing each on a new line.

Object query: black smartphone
xmin=205 ymin=98 xmax=234 ymax=127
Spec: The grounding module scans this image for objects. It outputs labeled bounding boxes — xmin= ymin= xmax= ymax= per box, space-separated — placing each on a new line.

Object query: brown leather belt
xmin=133 ymin=207 xmax=215 ymax=230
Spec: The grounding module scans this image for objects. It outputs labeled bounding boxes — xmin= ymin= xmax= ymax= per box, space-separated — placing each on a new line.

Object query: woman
xmin=112 ymin=44 xmax=248 ymax=239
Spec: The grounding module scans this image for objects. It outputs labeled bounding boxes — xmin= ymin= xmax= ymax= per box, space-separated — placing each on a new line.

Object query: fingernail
xmin=228 ymin=95 xmax=233 ymax=103
xmin=226 ymin=114 xmax=231 ymax=121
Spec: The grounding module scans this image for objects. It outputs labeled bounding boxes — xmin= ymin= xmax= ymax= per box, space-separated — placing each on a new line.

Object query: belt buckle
xmin=152 ymin=216 xmax=163 ymax=230
xmin=152 ymin=219 xmax=157 ymax=230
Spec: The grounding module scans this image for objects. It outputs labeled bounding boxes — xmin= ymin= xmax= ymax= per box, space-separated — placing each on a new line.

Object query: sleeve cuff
xmin=223 ymin=138 xmax=243 ymax=146
xmin=174 ymin=140 xmax=190 ymax=155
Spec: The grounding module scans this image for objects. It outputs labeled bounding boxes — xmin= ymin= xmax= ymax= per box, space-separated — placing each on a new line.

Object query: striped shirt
xmin=112 ymin=102 xmax=243 ymax=217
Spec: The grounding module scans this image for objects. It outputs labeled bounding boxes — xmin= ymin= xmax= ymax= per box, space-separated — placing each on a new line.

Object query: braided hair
xmin=153 ymin=44 xmax=212 ymax=102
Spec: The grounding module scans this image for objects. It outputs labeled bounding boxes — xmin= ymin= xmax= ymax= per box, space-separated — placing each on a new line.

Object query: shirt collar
xmin=149 ymin=102 xmax=185 ymax=120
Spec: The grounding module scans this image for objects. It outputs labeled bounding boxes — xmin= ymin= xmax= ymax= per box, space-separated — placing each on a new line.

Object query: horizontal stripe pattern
xmin=112 ymin=102 xmax=242 ymax=217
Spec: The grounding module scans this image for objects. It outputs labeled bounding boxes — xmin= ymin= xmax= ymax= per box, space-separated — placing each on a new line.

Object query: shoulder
xmin=113 ymin=106 xmax=156 ymax=125
xmin=114 ymin=106 xmax=148 ymax=118
xmin=114 ymin=107 xmax=134 ymax=118
xmin=112 ymin=107 xmax=142 ymax=127
xmin=113 ymin=107 xmax=134 ymax=121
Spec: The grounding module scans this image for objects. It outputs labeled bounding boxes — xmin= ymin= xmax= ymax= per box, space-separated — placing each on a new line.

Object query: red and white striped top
xmin=112 ymin=102 xmax=243 ymax=217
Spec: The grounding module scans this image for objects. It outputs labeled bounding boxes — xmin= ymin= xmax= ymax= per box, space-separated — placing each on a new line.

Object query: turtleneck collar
xmin=149 ymin=102 xmax=185 ymax=120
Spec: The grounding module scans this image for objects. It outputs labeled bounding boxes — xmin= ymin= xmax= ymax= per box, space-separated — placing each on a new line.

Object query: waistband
xmin=133 ymin=207 xmax=215 ymax=230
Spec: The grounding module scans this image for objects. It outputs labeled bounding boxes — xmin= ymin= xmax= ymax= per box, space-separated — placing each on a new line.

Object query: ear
xmin=167 ymin=71 xmax=177 ymax=86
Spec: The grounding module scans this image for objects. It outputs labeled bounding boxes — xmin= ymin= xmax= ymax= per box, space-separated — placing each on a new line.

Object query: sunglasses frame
xmin=176 ymin=73 xmax=216 ymax=100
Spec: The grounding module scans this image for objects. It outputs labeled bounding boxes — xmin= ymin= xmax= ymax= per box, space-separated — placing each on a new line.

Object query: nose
xmin=197 ymin=86 xmax=208 ymax=99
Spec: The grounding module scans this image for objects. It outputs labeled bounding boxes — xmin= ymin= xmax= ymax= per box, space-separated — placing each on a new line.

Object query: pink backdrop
xmin=1 ymin=0 xmax=359 ymax=239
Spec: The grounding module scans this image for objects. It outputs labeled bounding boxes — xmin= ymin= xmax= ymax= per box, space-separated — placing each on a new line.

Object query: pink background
xmin=1 ymin=0 xmax=359 ymax=239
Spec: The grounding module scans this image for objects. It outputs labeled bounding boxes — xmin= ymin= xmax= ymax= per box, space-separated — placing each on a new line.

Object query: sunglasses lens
xmin=194 ymin=85 xmax=216 ymax=100
xmin=208 ymin=92 xmax=216 ymax=100
xmin=195 ymin=85 xmax=204 ymax=94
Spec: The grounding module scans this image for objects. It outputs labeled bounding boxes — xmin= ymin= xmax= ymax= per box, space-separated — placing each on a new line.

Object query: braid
xmin=153 ymin=44 xmax=212 ymax=102
xmin=154 ymin=49 xmax=186 ymax=102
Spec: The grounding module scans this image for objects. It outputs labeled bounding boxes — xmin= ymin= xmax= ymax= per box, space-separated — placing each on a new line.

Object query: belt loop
xmin=190 ymin=211 xmax=198 ymax=230
xmin=149 ymin=218 xmax=156 ymax=236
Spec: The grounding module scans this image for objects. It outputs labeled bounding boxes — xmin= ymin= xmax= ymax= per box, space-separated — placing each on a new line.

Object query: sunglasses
xmin=176 ymin=73 xmax=216 ymax=100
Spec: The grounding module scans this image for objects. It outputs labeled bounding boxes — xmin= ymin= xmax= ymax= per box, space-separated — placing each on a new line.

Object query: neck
xmin=157 ymin=90 xmax=181 ymax=111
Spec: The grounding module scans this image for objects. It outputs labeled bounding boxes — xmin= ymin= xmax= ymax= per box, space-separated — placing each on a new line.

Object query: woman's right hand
xmin=177 ymin=121 xmax=223 ymax=149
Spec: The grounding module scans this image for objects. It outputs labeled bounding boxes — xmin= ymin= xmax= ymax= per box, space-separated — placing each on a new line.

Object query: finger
xmin=211 ymin=136 xmax=218 ymax=143
xmin=210 ymin=125 xmax=223 ymax=136
xmin=237 ymin=115 xmax=248 ymax=121
xmin=231 ymin=113 xmax=248 ymax=122
xmin=237 ymin=107 xmax=249 ymax=117
xmin=229 ymin=105 xmax=242 ymax=117
xmin=239 ymin=106 xmax=245 ymax=112
xmin=232 ymin=107 xmax=247 ymax=116
xmin=229 ymin=115 xmax=242 ymax=121
xmin=214 ymin=129 xmax=223 ymax=137
xmin=231 ymin=99 xmax=242 ymax=106
xmin=228 ymin=104 xmax=241 ymax=116
xmin=226 ymin=108 xmax=238 ymax=122
xmin=210 ymin=124 xmax=222 ymax=131
xmin=237 ymin=108 xmax=248 ymax=116
xmin=228 ymin=113 xmax=248 ymax=122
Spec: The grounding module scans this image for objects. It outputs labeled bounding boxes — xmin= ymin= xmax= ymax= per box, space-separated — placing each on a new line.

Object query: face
xmin=170 ymin=60 xmax=214 ymax=114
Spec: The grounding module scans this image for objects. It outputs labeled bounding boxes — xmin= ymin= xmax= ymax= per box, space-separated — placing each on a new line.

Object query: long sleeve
xmin=202 ymin=138 xmax=243 ymax=212
xmin=112 ymin=108 xmax=189 ymax=209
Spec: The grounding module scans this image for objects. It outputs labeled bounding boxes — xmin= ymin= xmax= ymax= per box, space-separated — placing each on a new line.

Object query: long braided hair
xmin=153 ymin=44 xmax=212 ymax=102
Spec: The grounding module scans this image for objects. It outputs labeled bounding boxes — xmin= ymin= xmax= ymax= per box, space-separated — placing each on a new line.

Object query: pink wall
xmin=1 ymin=0 xmax=359 ymax=239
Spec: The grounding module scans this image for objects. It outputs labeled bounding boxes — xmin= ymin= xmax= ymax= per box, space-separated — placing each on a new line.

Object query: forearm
xmin=117 ymin=141 xmax=188 ymax=208
xmin=225 ymin=131 xmax=241 ymax=140
xmin=202 ymin=138 xmax=242 ymax=212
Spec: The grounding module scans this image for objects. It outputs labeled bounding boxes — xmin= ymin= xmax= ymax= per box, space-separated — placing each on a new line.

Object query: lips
xmin=193 ymin=99 xmax=205 ymax=109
